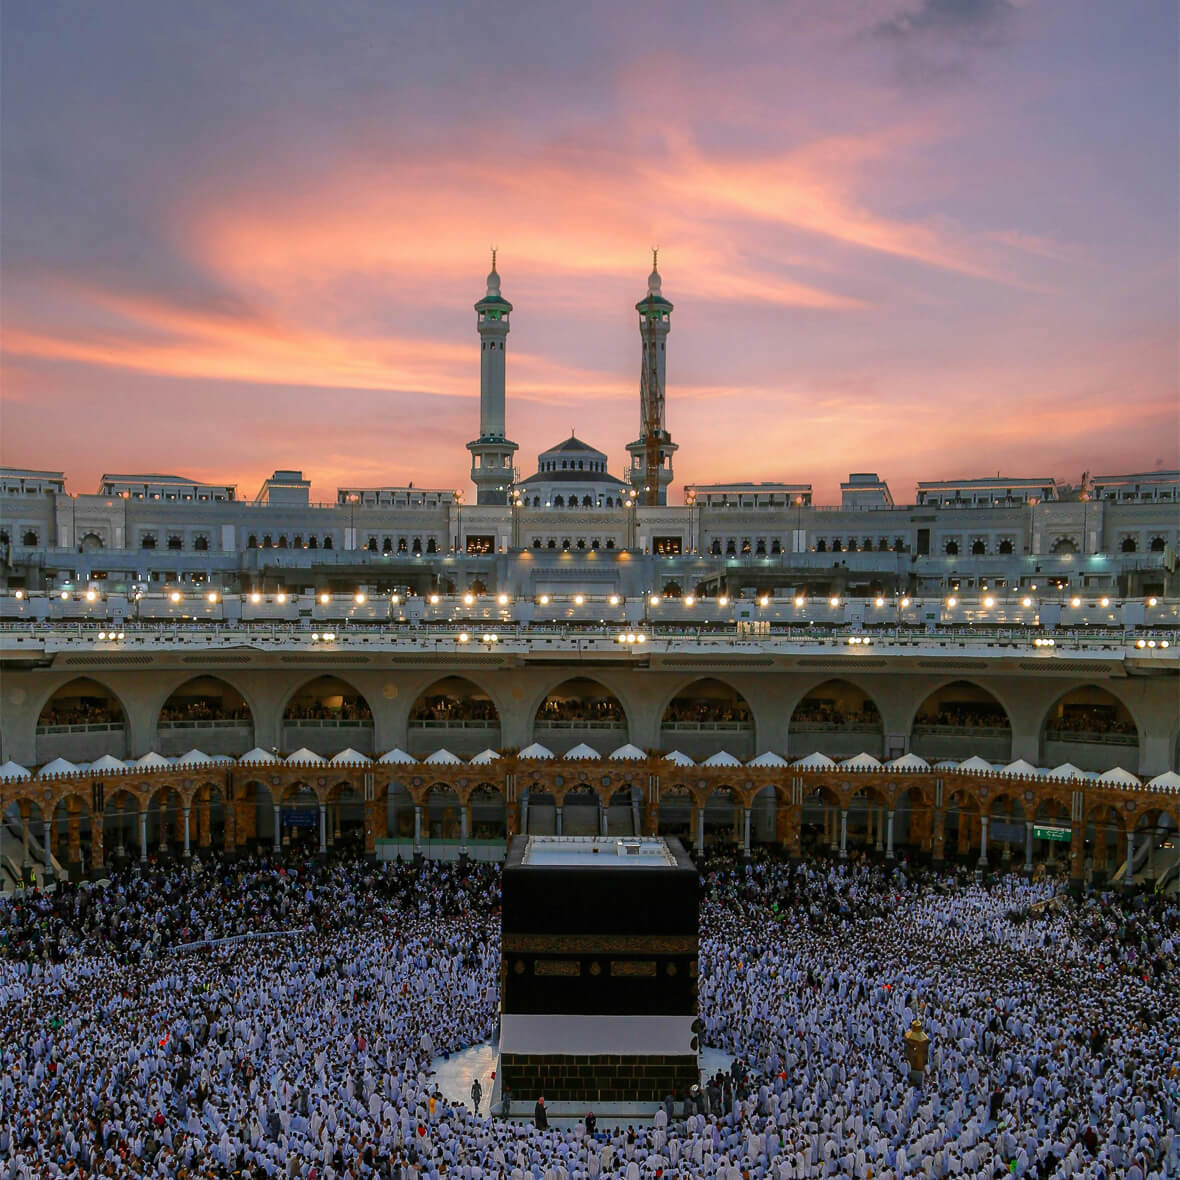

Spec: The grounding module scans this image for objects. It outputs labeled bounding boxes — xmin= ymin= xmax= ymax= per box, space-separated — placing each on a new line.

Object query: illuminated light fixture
xmin=250 ymin=592 xmax=262 ymax=604
xmin=458 ymin=632 xmax=470 ymax=643
xmin=276 ymin=592 xmax=287 ymax=605
xmin=116 ymin=631 xmax=125 ymax=640
xmin=863 ymin=637 xmax=872 ymax=646
xmin=718 ymin=595 xmax=729 ymax=607
xmin=574 ymin=594 xmax=585 ymax=605
xmin=322 ymin=631 xmax=335 ymax=641
xmin=1030 ymin=584 xmax=1038 ymax=591
xmin=319 ymin=592 xmax=331 ymax=605
xmin=1161 ymin=640 xmax=1171 ymax=649
xmin=1148 ymin=640 xmax=1158 ymax=649
xmin=497 ymin=593 xmax=509 ymax=605
xmin=355 ymin=592 xmax=367 ymax=605
xmin=874 ymin=596 xmax=884 ymax=608
xmin=616 ymin=633 xmax=627 ymax=644
xmin=60 ymin=589 xmax=71 ymax=600
xmin=14 ymin=590 xmax=23 ymax=599
xmin=1070 ymin=596 xmax=1081 ymax=608
xmin=650 ymin=595 xmax=661 ymax=607
xmin=794 ymin=596 xmax=805 ymax=607
xmin=1147 ymin=596 xmax=1158 ymax=607
xmin=1100 ymin=596 xmax=1110 ymax=607
xmin=429 ymin=594 xmax=440 ymax=605
xmin=390 ymin=594 xmax=401 ymax=605
xmin=636 ymin=632 xmax=646 ymax=644
xmin=207 ymin=591 xmax=219 ymax=604
xmin=609 ymin=594 xmax=620 ymax=606
xmin=983 ymin=596 xmax=995 ymax=608
xmin=684 ymin=595 xmax=695 ymax=607
xmin=626 ymin=632 xmax=637 ymax=644
xmin=98 ymin=631 xmax=107 ymax=640
xmin=1022 ymin=597 xmax=1033 ymax=608
xmin=539 ymin=594 xmax=550 ymax=605
xmin=946 ymin=597 xmax=957 ymax=608
xmin=481 ymin=632 xmax=498 ymax=643
xmin=900 ymin=597 xmax=911 ymax=608
xmin=463 ymin=593 xmax=474 ymax=606
xmin=170 ymin=591 xmax=181 ymax=603
xmin=847 ymin=636 xmax=860 ymax=646
xmin=85 ymin=589 xmax=98 ymax=602
xmin=758 ymin=595 xmax=769 ymax=607
xmin=829 ymin=596 xmax=839 ymax=608
xmin=1135 ymin=638 xmax=1147 ymax=649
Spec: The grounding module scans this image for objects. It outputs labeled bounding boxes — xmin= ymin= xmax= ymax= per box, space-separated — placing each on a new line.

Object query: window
xmin=141 ymin=534 xmax=157 ymax=550
xmin=383 ymin=538 xmax=393 ymax=553
xmin=945 ymin=540 xmax=959 ymax=556
xmin=1121 ymin=537 xmax=1137 ymax=553
xmin=998 ymin=539 xmax=1014 ymax=555
xmin=577 ymin=539 xmax=586 ymax=549
xmin=832 ymin=539 xmax=843 ymax=553
xmin=0 ymin=530 xmax=8 ymax=545
xmin=411 ymin=538 xmax=421 ymax=554
xmin=554 ymin=496 xmax=564 ymax=507
xmin=263 ymin=535 xmax=273 ymax=549
xmin=605 ymin=539 xmax=615 ymax=549
xmin=193 ymin=536 xmax=209 ymax=552
xmin=771 ymin=539 xmax=781 ymax=555
xmin=711 ymin=539 xmax=721 ymax=556
xmin=816 ymin=539 xmax=826 ymax=553
xmin=591 ymin=539 xmax=600 ymax=549
xmin=323 ymin=536 xmax=333 ymax=550
xmin=293 ymin=535 xmax=303 ymax=548
xmin=755 ymin=540 xmax=766 ymax=556
xmin=367 ymin=537 xmax=378 ymax=552
xmin=582 ymin=495 xmax=592 ymax=507
xmin=726 ymin=540 xmax=736 ymax=556
xmin=547 ymin=539 xmax=556 ymax=549
xmin=308 ymin=536 xmax=318 ymax=549
xmin=167 ymin=535 xmax=184 ymax=551
xmin=278 ymin=536 xmax=289 ymax=549
xmin=846 ymin=539 xmax=858 ymax=552
xmin=426 ymin=538 xmax=438 ymax=553
xmin=562 ymin=539 xmax=571 ymax=550
xmin=398 ymin=538 xmax=407 ymax=553
xmin=533 ymin=538 xmax=542 ymax=549
xmin=971 ymin=540 xmax=986 ymax=555
xmin=1150 ymin=536 xmax=1167 ymax=553
xmin=247 ymin=534 xmax=258 ymax=548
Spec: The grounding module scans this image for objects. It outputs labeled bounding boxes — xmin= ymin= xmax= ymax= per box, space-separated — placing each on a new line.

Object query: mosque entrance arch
xmin=909 ymin=680 xmax=1012 ymax=762
xmin=1041 ymin=685 xmax=1139 ymax=774
xmin=156 ymin=676 xmax=254 ymax=756
xmin=36 ymin=677 xmax=129 ymax=763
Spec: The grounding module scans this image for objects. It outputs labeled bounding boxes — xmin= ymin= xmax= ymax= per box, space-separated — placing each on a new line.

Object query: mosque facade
xmin=0 ymin=263 xmax=1177 ymax=896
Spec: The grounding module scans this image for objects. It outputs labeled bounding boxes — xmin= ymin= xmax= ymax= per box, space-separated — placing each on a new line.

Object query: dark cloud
xmin=874 ymin=0 xmax=1015 ymax=41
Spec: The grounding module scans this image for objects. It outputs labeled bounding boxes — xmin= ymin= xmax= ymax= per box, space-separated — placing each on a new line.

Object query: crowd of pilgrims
xmin=1 ymin=849 xmax=1178 ymax=1179
xmin=159 ymin=700 xmax=252 ymax=724
xmin=410 ymin=697 xmax=499 ymax=725
xmin=38 ymin=700 xmax=124 ymax=727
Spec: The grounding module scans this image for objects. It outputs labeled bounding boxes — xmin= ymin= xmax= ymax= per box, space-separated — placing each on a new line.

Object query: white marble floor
xmin=430 ymin=1040 xmax=735 ymax=1126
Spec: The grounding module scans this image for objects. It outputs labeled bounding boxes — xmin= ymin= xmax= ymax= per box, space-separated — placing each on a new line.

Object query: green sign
xmin=1033 ymin=825 xmax=1071 ymax=842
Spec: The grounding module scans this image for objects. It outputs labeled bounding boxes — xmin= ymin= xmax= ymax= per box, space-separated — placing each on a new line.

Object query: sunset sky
xmin=2 ymin=0 xmax=1176 ymax=504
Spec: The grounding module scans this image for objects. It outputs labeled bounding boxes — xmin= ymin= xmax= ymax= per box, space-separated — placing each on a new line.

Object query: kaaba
xmin=498 ymin=835 xmax=699 ymax=1104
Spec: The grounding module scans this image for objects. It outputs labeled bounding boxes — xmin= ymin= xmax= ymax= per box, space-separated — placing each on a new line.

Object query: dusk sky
xmin=2 ymin=0 xmax=1176 ymax=504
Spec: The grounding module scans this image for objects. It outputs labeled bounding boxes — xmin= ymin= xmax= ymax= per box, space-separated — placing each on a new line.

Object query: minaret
xmin=626 ymin=252 xmax=677 ymax=505
xmin=467 ymin=251 xmax=519 ymax=505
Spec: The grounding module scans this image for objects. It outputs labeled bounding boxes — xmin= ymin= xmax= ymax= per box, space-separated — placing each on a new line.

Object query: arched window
xmin=323 ymin=536 xmax=333 ymax=549
xmin=142 ymin=534 xmax=157 ymax=550
xmin=971 ymin=539 xmax=986 ymax=555
xmin=832 ymin=539 xmax=843 ymax=553
xmin=547 ymin=539 xmax=556 ymax=549
xmin=278 ymin=536 xmax=289 ymax=549
xmin=1121 ymin=536 xmax=1137 ymax=553
xmin=167 ymin=535 xmax=183 ymax=551
xmin=1150 ymin=536 xmax=1166 ymax=553
xmin=383 ymin=537 xmax=393 ymax=553
xmin=412 ymin=538 xmax=422 ymax=554
xmin=577 ymin=538 xmax=586 ymax=548
xmin=532 ymin=496 xmax=540 ymax=507
xmin=366 ymin=537 xmax=378 ymax=552
xmin=533 ymin=539 xmax=542 ymax=549
xmin=726 ymin=540 xmax=736 ymax=556
xmin=554 ymin=495 xmax=564 ymax=507
xmin=562 ymin=539 xmax=571 ymax=550
xmin=582 ymin=495 xmax=592 ymax=507
xmin=193 ymin=535 xmax=209 ymax=552
xmin=426 ymin=538 xmax=438 ymax=553
xmin=711 ymin=539 xmax=721 ymax=555
xmin=307 ymin=536 xmax=318 ymax=549
xmin=606 ymin=539 xmax=616 ymax=549
xmin=741 ymin=539 xmax=751 ymax=555
xmin=816 ymin=539 xmax=826 ymax=553
xmin=846 ymin=539 xmax=858 ymax=552
xmin=998 ymin=539 xmax=1014 ymax=554
xmin=591 ymin=539 xmax=600 ymax=549
xmin=771 ymin=539 xmax=782 ymax=554
xmin=262 ymin=535 xmax=273 ymax=548
xmin=945 ymin=540 xmax=959 ymax=556
xmin=293 ymin=535 xmax=303 ymax=548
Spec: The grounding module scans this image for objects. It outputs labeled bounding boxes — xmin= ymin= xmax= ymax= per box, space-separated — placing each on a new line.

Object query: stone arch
xmin=48 ymin=790 xmax=93 ymax=871
xmin=99 ymin=787 xmax=143 ymax=864
xmin=788 ymin=679 xmax=885 ymax=760
xmin=532 ymin=677 xmax=630 ymax=754
xmin=468 ymin=782 xmax=507 ymax=840
xmin=154 ymin=675 xmax=257 ymax=756
xmin=1038 ymin=683 xmax=1141 ymax=773
xmin=407 ymin=675 xmax=501 ymax=758
xmin=34 ymin=676 xmax=131 ymax=764
xmin=908 ymin=679 xmax=1013 ymax=762
xmin=659 ymin=676 xmax=755 ymax=760
xmin=280 ymin=675 xmax=376 ymax=756
xmin=657 ymin=782 xmax=696 ymax=841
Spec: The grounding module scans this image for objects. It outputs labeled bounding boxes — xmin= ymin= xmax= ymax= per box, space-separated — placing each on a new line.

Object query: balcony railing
xmin=281 ymin=719 xmax=373 ymax=729
xmin=158 ymin=719 xmax=252 ymax=731
xmin=535 ymin=719 xmax=626 ymax=730
xmin=911 ymin=724 xmax=1010 ymax=739
xmin=1044 ymin=728 xmax=1137 ymax=747
xmin=409 ymin=719 xmax=501 ymax=730
xmin=791 ymin=722 xmax=882 ymax=734
xmin=661 ymin=721 xmax=754 ymax=732
xmin=35 ymin=722 xmax=125 ymax=735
